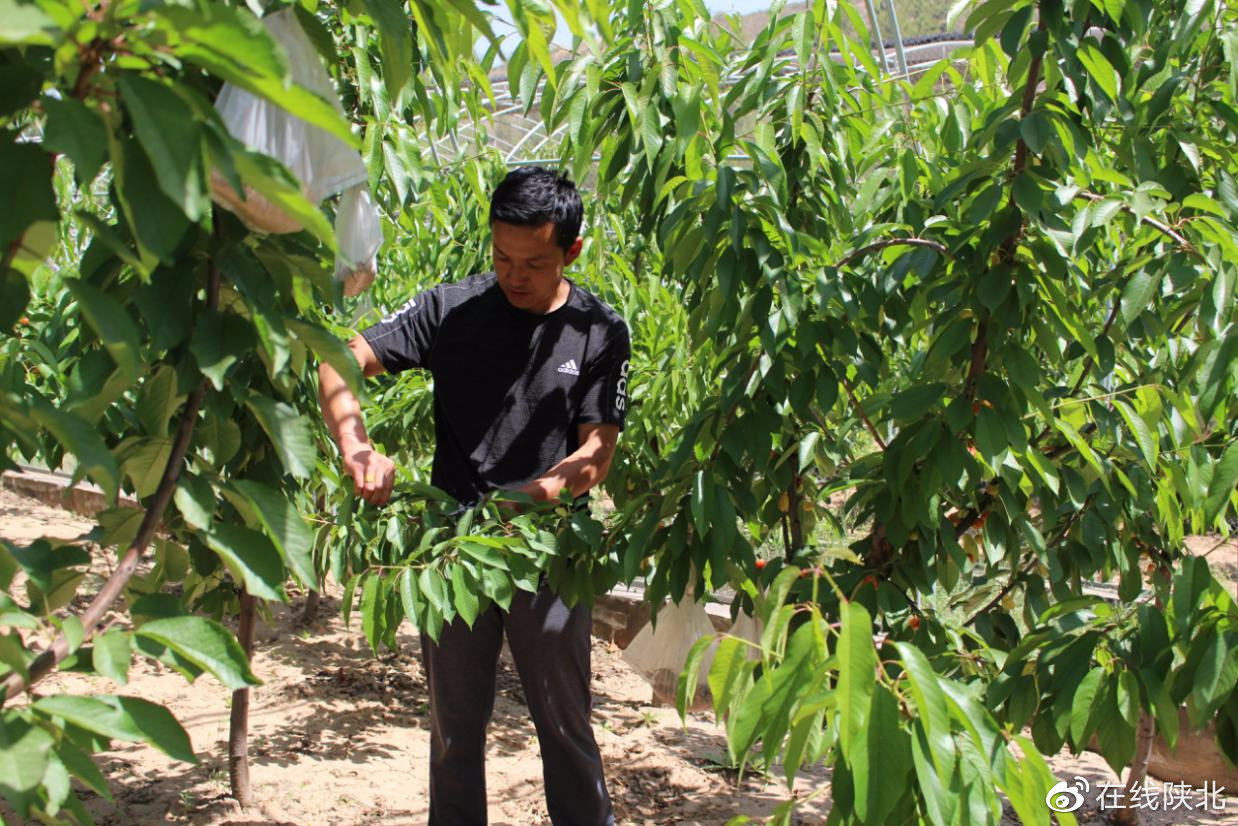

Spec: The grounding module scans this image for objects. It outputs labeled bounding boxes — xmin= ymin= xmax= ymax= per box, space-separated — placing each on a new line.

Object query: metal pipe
xmin=883 ymin=0 xmax=911 ymax=78
xmin=861 ymin=0 xmax=892 ymax=75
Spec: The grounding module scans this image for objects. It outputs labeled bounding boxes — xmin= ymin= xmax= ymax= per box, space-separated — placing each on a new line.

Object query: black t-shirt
xmin=361 ymin=272 xmax=631 ymax=505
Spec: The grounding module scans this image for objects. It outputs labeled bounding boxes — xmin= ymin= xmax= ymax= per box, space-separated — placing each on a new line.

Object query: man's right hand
xmin=342 ymin=443 xmax=396 ymax=506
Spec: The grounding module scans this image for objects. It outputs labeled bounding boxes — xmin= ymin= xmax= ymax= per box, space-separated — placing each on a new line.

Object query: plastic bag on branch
xmin=334 ymin=184 xmax=380 ymax=296
xmin=209 ymin=7 xmax=381 ymax=295
xmin=622 ymin=579 xmax=718 ymax=710
xmin=727 ymin=609 xmax=763 ymax=659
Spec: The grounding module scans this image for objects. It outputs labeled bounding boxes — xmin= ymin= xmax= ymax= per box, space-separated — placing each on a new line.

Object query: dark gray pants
xmin=421 ymin=584 xmax=614 ymax=826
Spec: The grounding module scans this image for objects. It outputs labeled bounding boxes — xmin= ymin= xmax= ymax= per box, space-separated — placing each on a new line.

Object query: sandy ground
xmin=1 ymin=487 xmax=1236 ymax=825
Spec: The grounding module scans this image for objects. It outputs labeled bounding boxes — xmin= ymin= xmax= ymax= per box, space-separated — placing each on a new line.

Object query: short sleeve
xmin=361 ymin=287 xmax=443 ymax=374
xmin=576 ymin=321 xmax=631 ymax=429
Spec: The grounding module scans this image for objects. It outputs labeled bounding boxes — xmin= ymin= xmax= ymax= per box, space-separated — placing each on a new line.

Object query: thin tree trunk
xmin=298 ymin=589 xmax=321 ymax=624
xmin=1112 ymin=711 xmax=1156 ymax=826
xmin=2 ymin=248 xmax=220 ymax=705
xmin=787 ymin=474 xmax=803 ymax=557
xmin=229 ymin=591 xmax=257 ymax=807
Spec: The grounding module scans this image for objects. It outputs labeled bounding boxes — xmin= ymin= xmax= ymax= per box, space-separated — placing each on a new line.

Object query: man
xmin=317 ymin=166 xmax=628 ymax=826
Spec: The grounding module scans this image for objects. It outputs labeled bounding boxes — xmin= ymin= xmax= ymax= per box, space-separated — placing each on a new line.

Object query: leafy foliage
xmin=1 ymin=0 xmax=1236 ymax=822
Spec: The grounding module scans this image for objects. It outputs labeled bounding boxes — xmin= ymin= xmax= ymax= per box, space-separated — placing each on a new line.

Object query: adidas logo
xmin=556 ymin=359 xmax=580 ymax=376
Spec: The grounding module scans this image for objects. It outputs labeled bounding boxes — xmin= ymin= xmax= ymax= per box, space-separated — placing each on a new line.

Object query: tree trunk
xmin=787 ymin=474 xmax=803 ymax=558
xmin=298 ymin=589 xmax=321 ymax=625
xmin=1111 ymin=711 xmax=1156 ymax=826
xmin=229 ymin=591 xmax=257 ymax=807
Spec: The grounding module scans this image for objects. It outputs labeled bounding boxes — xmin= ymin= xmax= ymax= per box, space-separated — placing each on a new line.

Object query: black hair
xmin=488 ymin=166 xmax=583 ymax=252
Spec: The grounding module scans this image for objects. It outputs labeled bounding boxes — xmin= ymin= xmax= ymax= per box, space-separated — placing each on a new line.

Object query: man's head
xmin=489 ymin=166 xmax=584 ymax=314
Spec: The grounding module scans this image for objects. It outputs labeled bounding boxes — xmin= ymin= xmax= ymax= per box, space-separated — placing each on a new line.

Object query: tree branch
xmin=1008 ymin=18 xmax=1047 ymax=186
xmin=1075 ymin=191 xmax=1199 ymax=257
xmin=838 ymin=371 xmax=887 ymax=450
xmin=966 ymin=16 xmax=1048 ymax=404
xmin=1030 ymin=292 xmax=1123 ymax=446
xmin=787 ymin=474 xmax=803 ymax=554
xmin=2 ymin=255 xmax=220 ymax=703
xmin=228 ymin=590 xmax=257 ymax=807
xmin=1113 ymin=712 xmax=1157 ymax=826
xmin=964 ymin=315 xmax=989 ymax=402
xmin=834 ymin=237 xmax=949 ymax=269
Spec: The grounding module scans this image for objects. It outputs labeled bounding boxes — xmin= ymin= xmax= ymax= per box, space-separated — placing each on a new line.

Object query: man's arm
xmin=318 ymin=335 xmax=396 ymax=506
xmin=515 ymin=423 xmax=620 ymax=503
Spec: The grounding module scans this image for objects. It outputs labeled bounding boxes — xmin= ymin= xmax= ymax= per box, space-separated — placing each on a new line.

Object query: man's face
xmin=492 ymin=220 xmax=581 ymax=315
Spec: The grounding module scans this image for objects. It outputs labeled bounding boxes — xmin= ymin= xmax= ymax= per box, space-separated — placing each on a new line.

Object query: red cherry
xmin=754 ymin=559 xmax=767 ymax=570
xmin=909 ymin=616 xmax=921 ymax=630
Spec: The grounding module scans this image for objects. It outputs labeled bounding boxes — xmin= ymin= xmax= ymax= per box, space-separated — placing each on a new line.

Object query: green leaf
xmin=1078 ymin=42 xmax=1119 ymax=101
xmin=709 ymin=635 xmax=753 ymax=718
xmin=174 ymin=474 xmax=215 ymax=531
xmin=1118 ymin=271 xmax=1159 ymax=327
xmin=1070 ymin=667 xmax=1104 ymax=747
xmin=909 ymin=716 xmax=955 ymax=826
xmin=33 ymin=695 xmax=196 ymax=763
xmin=419 ymin=567 xmax=449 ymax=615
xmin=226 ymin=480 xmax=316 ymax=590
xmin=0 ymin=141 xmax=56 ymax=251
xmin=136 ymin=366 xmax=183 ymax=438
xmin=119 ymin=76 xmax=206 ymax=220
xmin=121 ymin=437 xmax=174 ymax=499
xmin=1114 ymin=399 xmax=1157 ymax=470
xmin=55 ymin=737 xmax=112 ymax=801
xmin=92 ymin=629 xmax=132 ymax=686
xmin=28 ymin=397 xmax=119 ymax=500
xmin=0 ymin=63 xmax=42 ymax=119
xmin=284 ymin=318 xmax=365 ymax=399
xmin=221 ymin=145 xmax=337 ymax=249
xmin=65 ymin=279 xmax=143 ymax=381
xmin=782 ymin=705 xmax=824 ymax=789
xmin=893 ymin=642 xmax=953 ymax=773
xmin=480 ymin=566 xmax=513 ymax=611
xmin=854 ymin=683 xmax=909 ymax=823
xmin=642 ymin=106 xmax=662 ymax=171
xmin=450 ymin=564 xmax=481 ymax=627
xmin=836 ymin=600 xmax=875 ymax=758
xmin=133 ymin=264 xmax=195 ymax=349
xmin=0 ymin=267 xmax=30 ymax=332
xmin=727 ymin=670 xmax=772 ymax=768
xmin=292 ymin=4 xmax=340 ymax=65
xmin=8 ymin=540 xmax=89 ymax=594
xmin=890 ymin=383 xmax=945 ymax=421
xmin=364 ymin=0 xmax=414 ymax=100
xmin=361 ymin=573 xmax=382 ymax=652
xmin=690 ymin=471 xmax=711 ymax=538
xmin=189 ymin=310 xmax=251 ymax=390
xmin=459 ymin=540 xmax=510 ymax=571
xmin=204 ymin=523 xmax=286 ymax=601
xmin=676 ymin=634 xmax=715 ymax=718
xmin=41 ymin=98 xmax=108 ymax=184
xmin=400 ymin=567 xmax=421 ymax=627
xmin=978 ymin=268 xmax=1012 ymax=310
xmin=973 ymin=406 xmax=1007 ymax=460
xmin=245 ymin=395 xmax=317 ymax=479
xmin=0 ymin=0 xmax=61 ymax=45
xmin=0 ymin=714 xmax=54 ymax=793
xmin=1191 ymin=630 xmax=1237 ymax=716
xmin=1203 ymin=441 xmax=1238 ymax=526
xmin=115 ymin=135 xmax=191 ymax=261
xmin=0 ymin=632 xmax=28 ymax=680
xmin=136 ymin=616 xmax=259 ymax=691
xmin=1094 ymin=687 xmax=1135 ymax=772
